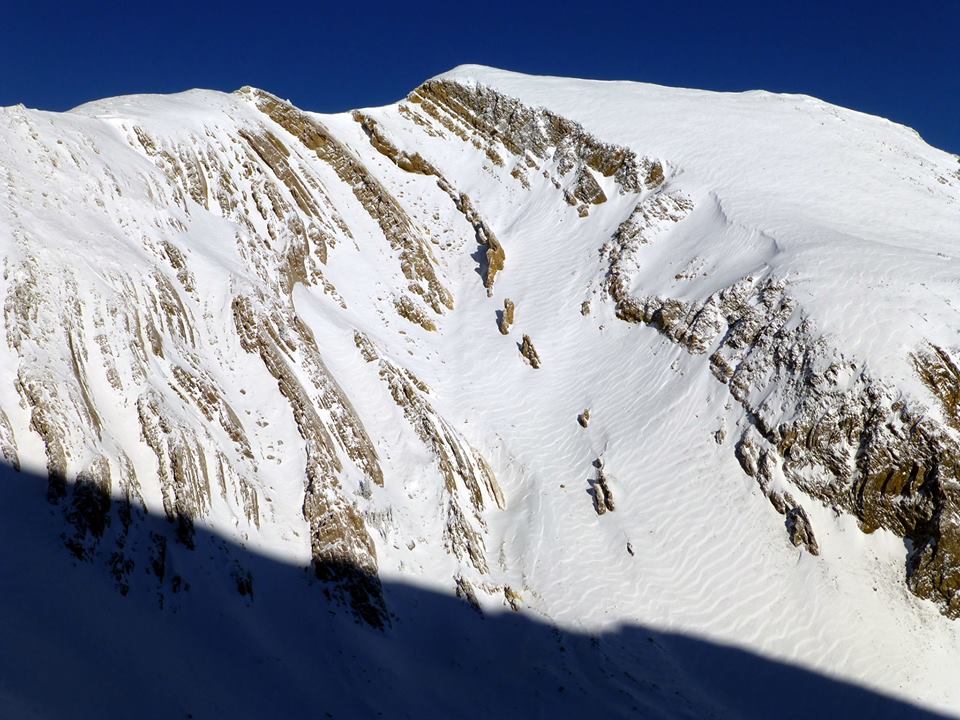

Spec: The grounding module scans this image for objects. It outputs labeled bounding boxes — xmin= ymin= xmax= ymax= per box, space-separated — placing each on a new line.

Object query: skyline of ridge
xmin=1 ymin=0 xmax=957 ymax=153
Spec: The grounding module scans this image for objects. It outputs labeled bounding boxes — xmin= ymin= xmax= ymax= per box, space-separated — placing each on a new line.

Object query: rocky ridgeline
xmin=240 ymin=87 xmax=454 ymax=317
xmin=2 ymin=74 xmax=574 ymax=621
xmin=233 ymin=293 xmax=387 ymax=624
xmin=352 ymin=110 xmax=506 ymax=296
xmin=3 ymin=251 xmax=247 ymax=600
xmin=0 ymin=81 xmax=509 ymax=624
xmin=2 ymin=72 xmax=960 ymax=628
xmin=406 ymin=79 xmax=665 ymax=217
xmin=604 ymin=185 xmax=960 ymax=616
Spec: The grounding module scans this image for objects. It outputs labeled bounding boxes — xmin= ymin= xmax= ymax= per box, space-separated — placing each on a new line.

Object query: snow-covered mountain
xmin=2 ymin=65 xmax=960 ymax=718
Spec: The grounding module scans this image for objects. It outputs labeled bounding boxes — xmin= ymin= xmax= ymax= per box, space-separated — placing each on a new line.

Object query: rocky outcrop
xmin=137 ymin=392 xmax=213 ymax=547
xmin=735 ymin=429 xmax=820 ymax=555
xmin=450 ymin=191 xmax=504 ymax=294
xmin=394 ymin=295 xmax=437 ymax=332
xmin=3 ymin=70 xmax=959 ymax=642
xmin=605 ymin=186 xmax=960 ymax=614
xmin=590 ymin=459 xmax=615 ymax=516
xmin=0 ymin=408 xmax=18 ymax=470
xmin=407 ymin=79 xmax=659 ymax=202
xmin=129 ymin=120 xmax=343 ymax=300
xmin=352 ymin=111 xmax=506 ymax=295
xmin=498 ymin=298 xmax=515 ymax=335
xmin=503 ymin=586 xmax=523 ymax=612
xmin=569 ymin=167 xmax=607 ymax=208
xmin=354 ymin=331 xmax=505 ymax=576
xmin=233 ymin=295 xmax=387 ymax=624
xmin=242 ymin=88 xmax=453 ymax=316
xmin=455 ymin=574 xmax=482 ymax=613
xmin=519 ymin=334 xmax=541 ymax=369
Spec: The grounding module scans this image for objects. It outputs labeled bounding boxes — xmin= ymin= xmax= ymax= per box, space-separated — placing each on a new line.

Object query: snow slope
xmin=1 ymin=65 xmax=959 ymax=717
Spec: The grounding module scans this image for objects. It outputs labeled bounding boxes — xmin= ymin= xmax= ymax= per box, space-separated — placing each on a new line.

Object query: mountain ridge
xmin=2 ymin=66 xmax=960 ymax=716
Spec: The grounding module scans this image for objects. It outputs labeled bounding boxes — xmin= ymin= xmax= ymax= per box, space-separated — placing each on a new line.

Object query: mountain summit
xmin=2 ymin=66 xmax=960 ymax=717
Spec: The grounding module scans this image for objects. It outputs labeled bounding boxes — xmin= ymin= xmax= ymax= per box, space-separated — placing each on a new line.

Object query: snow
xmin=1 ymin=66 xmax=959 ymax=717
xmin=434 ymin=65 xmax=960 ymax=390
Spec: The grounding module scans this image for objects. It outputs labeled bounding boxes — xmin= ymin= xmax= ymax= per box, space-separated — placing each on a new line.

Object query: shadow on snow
xmin=0 ymin=461 xmax=950 ymax=719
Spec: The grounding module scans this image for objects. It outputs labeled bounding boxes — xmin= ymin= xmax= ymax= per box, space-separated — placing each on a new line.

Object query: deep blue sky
xmin=2 ymin=0 xmax=957 ymax=153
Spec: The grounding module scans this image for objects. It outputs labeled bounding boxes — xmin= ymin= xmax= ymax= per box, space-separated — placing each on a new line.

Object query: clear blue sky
xmin=2 ymin=0 xmax=957 ymax=153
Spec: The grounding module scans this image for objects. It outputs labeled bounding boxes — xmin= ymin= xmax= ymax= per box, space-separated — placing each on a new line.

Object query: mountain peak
xmin=2 ymin=69 xmax=960 ymax=717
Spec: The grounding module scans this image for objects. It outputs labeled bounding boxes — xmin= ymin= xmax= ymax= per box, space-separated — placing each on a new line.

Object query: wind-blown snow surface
xmin=1 ymin=65 xmax=960 ymax=717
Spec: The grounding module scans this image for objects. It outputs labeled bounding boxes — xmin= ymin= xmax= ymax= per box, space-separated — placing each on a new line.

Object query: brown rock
xmin=498 ymin=299 xmax=515 ymax=335
xmin=519 ymin=334 xmax=541 ymax=369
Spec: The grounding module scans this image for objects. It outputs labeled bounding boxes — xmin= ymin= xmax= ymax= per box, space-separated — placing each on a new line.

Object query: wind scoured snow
xmin=1 ymin=66 xmax=959 ymax=718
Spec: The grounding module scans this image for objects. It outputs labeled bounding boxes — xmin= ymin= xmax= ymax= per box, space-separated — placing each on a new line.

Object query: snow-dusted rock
xmin=3 ymin=65 xmax=960 ymax=715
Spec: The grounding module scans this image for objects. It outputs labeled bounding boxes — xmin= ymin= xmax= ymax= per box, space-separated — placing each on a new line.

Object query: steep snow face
xmin=434 ymin=66 xmax=960 ymax=386
xmin=2 ymin=66 xmax=960 ymax=716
